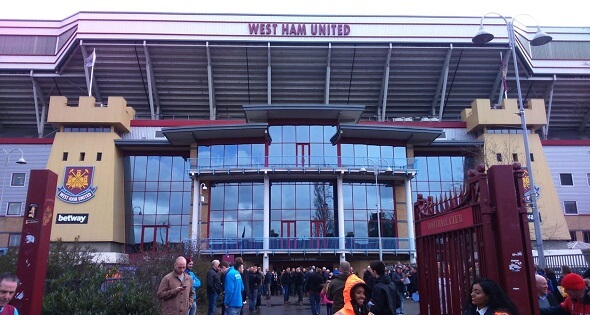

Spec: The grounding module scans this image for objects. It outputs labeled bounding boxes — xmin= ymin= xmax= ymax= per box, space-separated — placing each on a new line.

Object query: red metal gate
xmin=414 ymin=164 xmax=539 ymax=315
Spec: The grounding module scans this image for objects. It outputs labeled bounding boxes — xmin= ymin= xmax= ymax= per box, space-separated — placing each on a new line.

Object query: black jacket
xmin=369 ymin=274 xmax=399 ymax=315
xmin=207 ymin=267 xmax=222 ymax=294
xmin=327 ymin=273 xmax=350 ymax=313
xmin=307 ymin=271 xmax=325 ymax=294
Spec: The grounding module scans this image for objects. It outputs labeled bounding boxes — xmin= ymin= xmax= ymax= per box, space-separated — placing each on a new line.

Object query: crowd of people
xmin=4 ymin=255 xmax=589 ymax=315
xmin=153 ymin=257 xmax=590 ymax=315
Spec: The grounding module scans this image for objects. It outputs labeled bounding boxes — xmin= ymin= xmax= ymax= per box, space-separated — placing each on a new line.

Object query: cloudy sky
xmin=1 ymin=0 xmax=588 ymax=27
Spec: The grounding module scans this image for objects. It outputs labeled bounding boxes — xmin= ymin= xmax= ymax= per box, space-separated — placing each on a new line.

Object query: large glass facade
xmin=342 ymin=182 xmax=396 ymax=238
xmin=124 ymin=156 xmax=192 ymax=251
xmin=270 ymin=182 xmax=335 ymax=238
xmin=209 ymin=182 xmax=265 ymax=238
xmin=413 ymin=156 xmax=474 ymax=200
xmin=268 ymin=125 xmax=337 ymax=166
xmin=197 ymin=144 xmax=265 ymax=168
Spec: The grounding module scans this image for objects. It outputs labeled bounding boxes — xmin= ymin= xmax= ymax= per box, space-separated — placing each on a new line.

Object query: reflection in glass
xmin=125 ymin=156 xmax=191 ymax=252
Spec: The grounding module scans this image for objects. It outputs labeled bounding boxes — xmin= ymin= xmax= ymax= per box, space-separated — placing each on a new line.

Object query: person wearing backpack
xmin=369 ymin=260 xmax=400 ymax=315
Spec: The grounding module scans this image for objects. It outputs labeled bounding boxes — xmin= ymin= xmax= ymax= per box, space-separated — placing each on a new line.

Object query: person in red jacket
xmin=540 ymin=273 xmax=590 ymax=315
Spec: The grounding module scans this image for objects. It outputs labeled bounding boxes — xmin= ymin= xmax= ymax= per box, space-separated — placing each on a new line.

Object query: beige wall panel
xmin=480 ymin=133 xmax=570 ymax=241
xmin=46 ymin=132 xmax=125 ymax=244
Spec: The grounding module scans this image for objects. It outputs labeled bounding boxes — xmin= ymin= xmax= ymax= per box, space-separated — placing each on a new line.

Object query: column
xmin=263 ymin=174 xmax=270 ymax=271
xmin=337 ymin=174 xmax=346 ymax=262
xmin=405 ymin=176 xmax=416 ymax=264
xmin=191 ymin=178 xmax=200 ymax=252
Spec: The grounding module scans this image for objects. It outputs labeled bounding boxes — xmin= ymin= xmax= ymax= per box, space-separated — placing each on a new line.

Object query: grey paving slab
xmin=208 ymin=294 xmax=420 ymax=315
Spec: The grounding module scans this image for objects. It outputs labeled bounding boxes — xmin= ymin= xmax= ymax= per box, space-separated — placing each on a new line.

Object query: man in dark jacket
xmin=390 ymin=265 xmax=407 ymax=314
xmin=326 ymin=260 xmax=351 ymax=314
xmin=307 ymin=267 xmax=325 ymax=315
xmin=293 ymin=267 xmax=305 ymax=304
xmin=536 ymin=274 xmax=559 ymax=308
xmin=247 ymin=266 xmax=261 ymax=312
xmin=206 ymin=259 xmax=222 ymax=315
xmin=369 ymin=260 xmax=399 ymax=315
xmin=281 ymin=269 xmax=292 ymax=304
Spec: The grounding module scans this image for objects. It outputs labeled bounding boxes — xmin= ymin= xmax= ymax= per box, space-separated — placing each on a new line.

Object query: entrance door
xmin=141 ymin=225 xmax=169 ymax=251
xmin=281 ymin=220 xmax=296 ymax=249
xmin=296 ymin=143 xmax=310 ymax=166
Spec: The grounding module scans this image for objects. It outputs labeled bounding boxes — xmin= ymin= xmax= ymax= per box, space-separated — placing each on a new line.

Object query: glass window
xmin=310 ymin=126 xmax=324 ymax=143
xmin=587 ymin=173 xmax=590 ymax=186
xmin=146 ymin=156 xmax=160 ymax=180
xmin=7 ymin=202 xmax=21 ymax=216
xmin=282 ymin=126 xmax=296 ymax=142
xmin=11 ymin=173 xmax=25 ymax=186
xmin=133 ymin=156 xmax=147 ymax=181
xmin=560 ymin=174 xmax=574 ymax=186
xmin=197 ymin=146 xmax=211 ymax=168
xmin=563 ymin=201 xmax=578 ymax=214
xmin=8 ymin=234 xmax=21 ymax=247
xmin=296 ymin=125 xmax=310 ymax=142
xmin=584 ymin=231 xmax=590 ymax=243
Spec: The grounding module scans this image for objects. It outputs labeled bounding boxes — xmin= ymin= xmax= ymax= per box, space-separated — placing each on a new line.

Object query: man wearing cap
xmin=541 ymin=273 xmax=590 ymax=315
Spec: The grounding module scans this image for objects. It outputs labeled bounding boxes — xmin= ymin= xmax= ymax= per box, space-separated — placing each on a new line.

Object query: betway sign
xmin=55 ymin=214 xmax=89 ymax=224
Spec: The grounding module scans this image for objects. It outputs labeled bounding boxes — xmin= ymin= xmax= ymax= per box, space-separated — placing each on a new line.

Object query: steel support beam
xmin=30 ymin=71 xmax=47 ymax=138
xmin=267 ymin=43 xmax=272 ymax=104
xmin=379 ymin=44 xmax=392 ymax=122
xmin=324 ymin=43 xmax=332 ymax=104
xmin=543 ymin=76 xmax=557 ymax=139
xmin=431 ymin=45 xmax=452 ymax=120
xmin=144 ymin=41 xmax=161 ymax=120
xmin=488 ymin=49 xmax=512 ymax=104
xmin=80 ymin=42 xmax=103 ymax=103
xmin=206 ymin=42 xmax=216 ymax=120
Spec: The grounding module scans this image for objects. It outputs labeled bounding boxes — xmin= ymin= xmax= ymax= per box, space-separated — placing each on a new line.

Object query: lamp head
xmin=531 ymin=28 xmax=552 ymax=46
xmin=472 ymin=26 xmax=495 ymax=45
xmin=16 ymin=157 xmax=27 ymax=164
xmin=359 ymin=167 xmax=367 ymax=172
xmin=385 ymin=166 xmax=393 ymax=173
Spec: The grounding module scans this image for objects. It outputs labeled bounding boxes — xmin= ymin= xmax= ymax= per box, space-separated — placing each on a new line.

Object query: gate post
xmin=487 ymin=164 xmax=539 ymax=315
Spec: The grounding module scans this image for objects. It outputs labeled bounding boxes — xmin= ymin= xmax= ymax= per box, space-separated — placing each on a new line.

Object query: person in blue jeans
xmin=247 ymin=266 xmax=261 ymax=312
xmin=206 ymin=259 xmax=222 ymax=315
xmin=281 ymin=268 xmax=292 ymax=304
xmin=185 ymin=257 xmax=202 ymax=315
xmin=307 ymin=267 xmax=325 ymax=315
xmin=224 ymin=261 xmax=245 ymax=315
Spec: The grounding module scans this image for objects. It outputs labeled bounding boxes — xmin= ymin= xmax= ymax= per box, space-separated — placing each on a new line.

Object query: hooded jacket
xmin=327 ymin=272 xmax=350 ymax=312
xmin=334 ymin=274 xmax=374 ymax=315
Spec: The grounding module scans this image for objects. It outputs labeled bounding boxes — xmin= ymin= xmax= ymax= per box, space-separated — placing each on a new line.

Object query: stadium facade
xmin=1 ymin=12 xmax=589 ymax=271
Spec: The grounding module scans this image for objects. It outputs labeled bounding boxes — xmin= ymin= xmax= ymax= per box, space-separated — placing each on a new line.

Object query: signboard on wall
xmin=56 ymin=166 xmax=97 ymax=204
xmin=55 ymin=213 xmax=89 ymax=224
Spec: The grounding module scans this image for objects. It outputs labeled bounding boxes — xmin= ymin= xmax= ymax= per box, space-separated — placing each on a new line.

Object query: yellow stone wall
xmin=464 ymin=98 xmax=571 ymax=241
xmin=45 ymin=96 xmax=135 ymax=246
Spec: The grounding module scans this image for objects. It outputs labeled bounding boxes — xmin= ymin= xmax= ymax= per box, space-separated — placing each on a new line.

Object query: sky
xmin=0 ymin=0 xmax=588 ymax=27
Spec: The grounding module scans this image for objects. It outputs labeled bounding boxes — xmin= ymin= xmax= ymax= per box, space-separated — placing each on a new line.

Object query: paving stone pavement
xmin=210 ymin=294 xmax=420 ymax=315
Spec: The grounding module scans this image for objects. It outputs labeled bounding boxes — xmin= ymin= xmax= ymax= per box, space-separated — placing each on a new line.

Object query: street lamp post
xmin=0 ymin=149 xmax=27 ymax=215
xmin=361 ymin=158 xmax=392 ymax=262
xmin=196 ymin=183 xmax=207 ymax=252
xmin=473 ymin=13 xmax=552 ymax=268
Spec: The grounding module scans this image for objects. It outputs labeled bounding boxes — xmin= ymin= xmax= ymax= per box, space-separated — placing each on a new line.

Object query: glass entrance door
xmin=296 ymin=143 xmax=310 ymax=166
xmin=141 ymin=225 xmax=169 ymax=251
xmin=281 ymin=220 xmax=296 ymax=249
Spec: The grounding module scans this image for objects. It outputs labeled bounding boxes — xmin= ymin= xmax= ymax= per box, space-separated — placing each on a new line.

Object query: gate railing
xmin=414 ymin=164 xmax=539 ymax=315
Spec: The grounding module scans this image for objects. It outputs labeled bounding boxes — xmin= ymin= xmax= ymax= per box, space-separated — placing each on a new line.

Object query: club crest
xmin=56 ymin=167 xmax=97 ymax=204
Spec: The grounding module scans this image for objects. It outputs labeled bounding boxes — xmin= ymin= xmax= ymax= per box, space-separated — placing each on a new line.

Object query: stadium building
xmin=1 ymin=12 xmax=589 ymax=271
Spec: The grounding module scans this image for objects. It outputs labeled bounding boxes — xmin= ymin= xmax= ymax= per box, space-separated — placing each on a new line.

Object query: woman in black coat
xmin=464 ymin=278 xmax=519 ymax=315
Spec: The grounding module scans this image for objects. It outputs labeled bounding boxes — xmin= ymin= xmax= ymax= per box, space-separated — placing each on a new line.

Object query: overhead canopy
xmin=244 ymin=104 xmax=365 ymax=124
xmin=331 ymin=124 xmax=443 ymax=145
xmin=162 ymin=123 xmax=269 ymax=145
